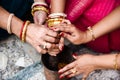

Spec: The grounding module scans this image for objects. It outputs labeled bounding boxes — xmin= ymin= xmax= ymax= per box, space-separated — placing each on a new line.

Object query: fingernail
xmin=72 ymin=53 xmax=78 ymax=57
xmin=58 ymin=71 xmax=62 ymax=74
xmin=67 ymin=76 xmax=70 ymax=78
xmin=60 ymin=32 xmax=64 ymax=37
xmin=60 ymin=46 xmax=64 ymax=51
xmin=53 ymin=28 xmax=58 ymax=31
xmin=59 ymin=76 xmax=63 ymax=79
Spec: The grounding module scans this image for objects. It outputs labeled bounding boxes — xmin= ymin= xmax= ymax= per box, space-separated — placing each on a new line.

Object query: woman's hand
xmin=48 ymin=37 xmax=64 ymax=56
xmin=26 ymin=23 xmax=60 ymax=54
xmin=33 ymin=11 xmax=47 ymax=25
xmin=53 ymin=23 xmax=90 ymax=45
xmin=58 ymin=54 xmax=97 ymax=80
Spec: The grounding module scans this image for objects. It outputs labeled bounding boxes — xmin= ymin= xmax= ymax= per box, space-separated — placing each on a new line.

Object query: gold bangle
xmin=7 ymin=13 xmax=14 ymax=34
xmin=114 ymin=53 xmax=119 ymax=70
xmin=48 ymin=21 xmax=62 ymax=27
xmin=31 ymin=6 xmax=49 ymax=16
xmin=47 ymin=18 xmax=64 ymax=22
xmin=87 ymin=26 xmax=95 ymax=41
xmin=21 ymin=20 xmax=30 ymax=42
xmin=47 ymin=18 xmax=63 ymax=27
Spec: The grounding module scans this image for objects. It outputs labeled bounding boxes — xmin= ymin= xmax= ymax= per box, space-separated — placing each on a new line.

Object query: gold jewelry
xmin=21 ymin=20 xmax=30 ymax=42
xmin=114 ymin=53 xmax=119 ymax=70
xmin=43 ymin=42 xmax=47 ymax=49
xmin=87 ymin=26 xmax=95 ymax=41
xmin=71 ymin=68 xmax=77 ymax=74
xmin=7 ymin=13 xmax=14 ymax=34
xmin=31 ymin=6 xmax=49 ymax=16
xmin=47 ymin=17 xmax=64 ymax=27
xmin=39 ymin=42 xmax=47 ymax=49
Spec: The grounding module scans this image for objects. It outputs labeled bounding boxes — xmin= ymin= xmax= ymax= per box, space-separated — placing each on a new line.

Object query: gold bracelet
xmin=31 ymin=6 xmax=49 ymax=16
xmin=47 ymin=18 xmax=64 ymax=27
xmin=87 ymin=26 xmax=95 ymax=41
xmin=21 ymin=20 xmax=30 ymax=42
xmin=7 ymin=13 xmax=14 ymax=34
xmin=114 ymin=53 xmax=119 ymax=70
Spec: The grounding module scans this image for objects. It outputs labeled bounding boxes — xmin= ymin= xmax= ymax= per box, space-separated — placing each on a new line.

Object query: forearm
xmin=50 ymin=0 xmax=66 ymax=13
xmin=92 ymin=6 xmax=120 ymax=39
xmin=86 ymin=6 xmax=120 ymax=42
xmin=94 ymin=54 xmax=120 ymax=70
xmin=0 ymin=6 xmax=23 ymax=37
xmin=34 ymin=0 xmax=45 ymax=2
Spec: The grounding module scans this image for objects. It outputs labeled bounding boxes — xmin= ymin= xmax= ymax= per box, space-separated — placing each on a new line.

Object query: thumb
xmin=82 ymin=72 xmax=90 ymax=80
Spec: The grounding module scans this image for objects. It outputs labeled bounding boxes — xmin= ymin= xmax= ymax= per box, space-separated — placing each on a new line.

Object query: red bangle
xmin=20 ymin=21 xmax=26 ymax=40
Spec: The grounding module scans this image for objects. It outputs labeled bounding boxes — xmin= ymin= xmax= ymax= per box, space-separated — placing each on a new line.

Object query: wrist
xmin=93 ymin=54 xmax=116 ymax=70
xmin=81 ymin=30 xmax=92 ymax=44
xmin=83 ymin=27 xmax=96 ymax=43
xmin=11 ymin=16 xmax=23 ymax=38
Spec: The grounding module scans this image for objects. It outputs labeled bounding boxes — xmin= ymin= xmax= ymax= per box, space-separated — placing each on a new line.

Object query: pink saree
xmin=46 ymin=0 xmax=120 ymax=53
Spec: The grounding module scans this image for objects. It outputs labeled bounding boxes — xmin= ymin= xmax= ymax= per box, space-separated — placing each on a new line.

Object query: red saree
xmin=46 ymin=0 xmax=120 ymax=53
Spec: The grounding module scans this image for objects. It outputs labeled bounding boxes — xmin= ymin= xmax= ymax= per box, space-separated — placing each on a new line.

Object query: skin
xmin=46 ymin=0 xmax=67 ymax=56
xmin=51 ymin=6 xmax=120 ymax=79
xmin=0 ymin=6 xmax=59 ymax=55
xmin=50 ymin=0 xmax=66 ymax=13
xmin=33 ymin=0 xmax=48 ymax=25
xmin=58 ymin=53 xmax=120 ymax=80
xmin=53 ymin=6 xmax=120 ymax=45
xmin=33 ymin=0 xmax=66 ymax=56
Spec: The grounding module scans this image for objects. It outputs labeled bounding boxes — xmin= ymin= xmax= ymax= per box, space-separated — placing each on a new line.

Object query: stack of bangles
xmin=20 ymin=20 xmax=30 ymax=42
xmin=31 ymin=2 xmax=49 ymax=16
xmin=47 ymin=13 xmax=68 ymax=27
xmin=114 ymin=53 xmax=120 ymax=70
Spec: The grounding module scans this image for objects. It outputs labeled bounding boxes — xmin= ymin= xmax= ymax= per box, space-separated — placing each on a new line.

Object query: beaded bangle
xmin=114 ymin=53 xmax=119 ymax=70
xmin=21 ymin=21 xmax=30 ymax=42
xmin=7 ymin=13 xmax=14 ymax=34
xmin=87 ymin=26 xmax=95 ymax=41
xmin=31 ymin=6 xmax=49 ymax=16
xmin=48 ymin=13 xmax=67 ymax=19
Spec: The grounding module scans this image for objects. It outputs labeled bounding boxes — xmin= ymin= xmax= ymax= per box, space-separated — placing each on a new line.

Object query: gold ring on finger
xmin=71 ymin=68 xmax=77 ymax=74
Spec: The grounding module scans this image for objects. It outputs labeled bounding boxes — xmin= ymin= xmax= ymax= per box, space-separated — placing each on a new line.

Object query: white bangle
xmin=48 ymin=13 xmax=67 ymax=18
xmin=31 ymin=2 xmax=48 ymax=8
xmin=7 ymin=13 xmax=14 ymax=34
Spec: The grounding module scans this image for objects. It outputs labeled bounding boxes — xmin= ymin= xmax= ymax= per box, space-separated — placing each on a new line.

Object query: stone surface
xmin=0 ymin=35 xmax=120 ymax=80
xmin=0 ymin=35 xmax=45 ymax=80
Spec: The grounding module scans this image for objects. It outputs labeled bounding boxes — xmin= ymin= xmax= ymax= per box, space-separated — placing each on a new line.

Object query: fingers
xmin=36 ymin=45 xmax=47 ymax=54
xmin=82 ymin=70 xmax=91 ymax=80
xmin=47 ymin=29 xmax=58 ymax=38
xmin=48 ymin=48 xmax=60 ymax=56
xmin=60 ymin=32 xmax=73 ymax=41
xmin=82 ymin=73 xmax=88 ymax=80
xmin=58 ymin=61 xmax=76 ymax=73
xmin=44 ymin=35 xmax=60 ymax=43
xmin=54 ymin=24 xmax=73 ymax=33
xmin=59 ymin=68 xmax=78 ymax=78
xmin=59 ymin=37 xmax=64 ymax=51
